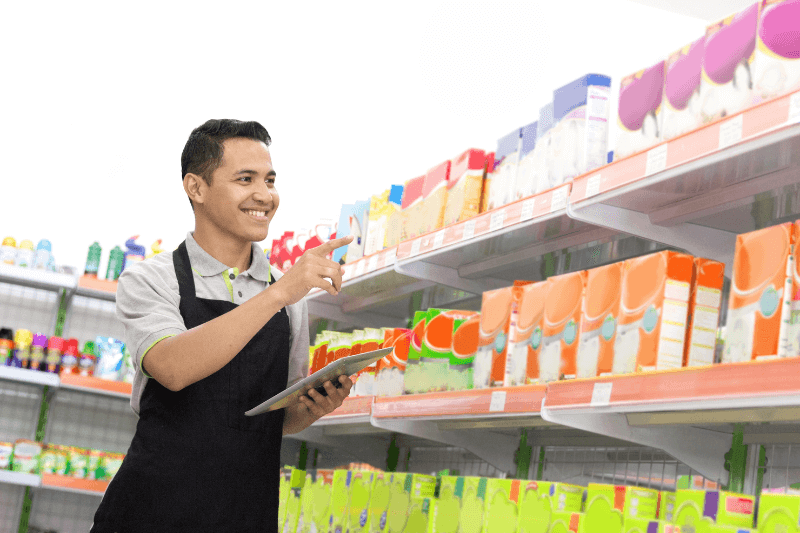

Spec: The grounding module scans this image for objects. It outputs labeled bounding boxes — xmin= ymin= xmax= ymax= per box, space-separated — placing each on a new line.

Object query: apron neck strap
xmin=173 ymin=241 xmax=197 ymax=305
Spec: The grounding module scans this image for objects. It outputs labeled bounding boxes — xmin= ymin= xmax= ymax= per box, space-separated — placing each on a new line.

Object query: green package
xmin=622 ymin=517 xmax=668 ymax=533
xmin=694 ymin=518 xmax=754 ymax=533
xmin=306 ymin=469 xmax=335 ymax=533
xmin=404 ymin=311 xmax=428 ymax=395
xmin=405 ymin=497 xmax=433 ymax=533
xmin=279 ymin=467 xmax=293 ymax=531
xmin=297 ymin=472 xmax=315 ymax=533
xmin=757 ymin=493 xmax=800 ymax=533
xmin=384 ymin=473 xmax=436 ymax=533
xmin=483 ymin=478 xmax=521 ymax=533
xmin=518 ymin=481 xmax=555 ymax=533
xmin=367 ymin=472 xmax=394 ymax=533
xmin=581 ymin=491 xmax=623 ymax=533
xmin=67 ymin=447 xmax=89 ymax=479
xmin=549 ymin=511 xmax=582 ymax=533
xmin=348 ymin=471 xmax=375 ymax=533
xmin=331 ymin=470 xmax=352 ymax=533
xmin=658 ymin=492 xmax=676 ymax=522
xmin=418 ymin=308 xmax=447 ymax=393
xmin=584 ymin=484 xmax=658 ymax=521
xmin=673 ymin=490 xmax=755 ymax=531
xmin=283 ymin=468 xmax=306 ymax=533
xmin=432 ymin=476 xmax=463 ymax=533
xmin=458 ymin=477 xmax=488 ymax=533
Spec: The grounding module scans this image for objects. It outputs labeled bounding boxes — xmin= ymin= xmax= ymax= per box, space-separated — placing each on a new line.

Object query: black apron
xmin=92 ymin=241 xmax=290 ymax=532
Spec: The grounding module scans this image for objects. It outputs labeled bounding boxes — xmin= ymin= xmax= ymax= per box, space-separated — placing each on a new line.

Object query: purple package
xmin=753 ymin=0 xmax=800 ymax=101
xmin=615 ymin=61 xmax=665 ymax=160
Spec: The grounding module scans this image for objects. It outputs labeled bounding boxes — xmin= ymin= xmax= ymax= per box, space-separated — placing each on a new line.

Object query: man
xmin=92 ymin=119 xmax=353 ymax=532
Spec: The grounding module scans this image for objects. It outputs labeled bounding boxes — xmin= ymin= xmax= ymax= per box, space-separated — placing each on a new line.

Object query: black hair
xmin=181 ymin=119 xmax=272 ymax=206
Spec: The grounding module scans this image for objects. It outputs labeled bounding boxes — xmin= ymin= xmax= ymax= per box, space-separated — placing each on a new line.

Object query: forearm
xmin=282 ymin=403 xmax=317 ymax=436
xmin=144 ymin=285 xmax=287 ymax=391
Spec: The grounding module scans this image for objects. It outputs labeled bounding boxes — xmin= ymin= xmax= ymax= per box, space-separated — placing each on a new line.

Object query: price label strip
xmin=590 ymin=383 xmax=613 ymax=407
xmin=550 ymin=187 xmax=568 ymax=213
xmin=520 ymin=198 xmax=535 ymax=221
xmin=490 ymin=209 xmax=506 ymax=232
xmin=585 ymin=174 xmax=601 ymax=198
xmin=719 ymin=114 xmax=744 ymax=150
xmin=462 ymin=220 xmax=476 ymax=241
xmin=410 ymin=239 xmax=422 ymax=257
xmin=433 ymin=230 xmax=446 ymax=249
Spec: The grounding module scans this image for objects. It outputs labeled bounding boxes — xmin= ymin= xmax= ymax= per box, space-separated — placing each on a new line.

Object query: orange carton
xmin=542 ymin=271 xmax=587 ymax=381
xmin=448 ymin=314 xmax=481 ymax=390
xmin=577 ymin=262 xmax=623 ymax=378
xmin=505 ymin=281 xmax=548 ymax=386
xmin=615 ymin=251 xmax=694 ymax=373
xmin=724 ymin=222 xmax=798 ymax=362
xmin=443 ymin=149 xmax=486 ymax=226
xmin=474 ymin=287 xmax=515 ymax=388
xmin=401 ymin=176 xmax=425 ymax=241
xmin=479 ymin=152 xmax=495 ymax=214
xmin=421 ymin=160 xmax=451 ymax=235
xmin=403 ymin=311 xmax=428 ymax=395
xmin=376 ymin=328 xmax=410 ymax=397
xmin=684 ymin=258 xmax=725 ymax=367
xmin=421 ymin=309 xmax=479 ymax=392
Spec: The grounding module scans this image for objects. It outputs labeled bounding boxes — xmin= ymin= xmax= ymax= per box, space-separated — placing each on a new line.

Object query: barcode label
xmin=433 ymin=230 xmax=446 ymax=249
xmin=384 ymin=248 xmax=397 ymax=266
xmin=490 ymin=209 xmax=506 ymax=232
xmin=590 ymin=383 xmax=613 ymax=406
xmin=645 ymin=144 xmax=668 ymax=176
xmin=367 ymin=255 xmax=379 ymax=272
xmin=586 ymin=175 xmax=601 ymax=198
xmin=354 ymin=261 xmax=365 ymax=277
xmin=410 ymin=239 xmax=421 ymax=256
xmin=463 ymin=220 xmax=476 ymax=241
xmin=719 ymin=114 xmax=744 ymax=149
xmin=550 ymin=187 xmax=568 ymax=212
xmin=489 ymin=391 xmax=507 ymax=412
xmin=520 ymin=198 xmax=535 ymax=221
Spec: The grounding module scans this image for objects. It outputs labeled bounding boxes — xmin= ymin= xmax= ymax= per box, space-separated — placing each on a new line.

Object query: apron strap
xmin=173 ymin=241 xmax=196 ymax=317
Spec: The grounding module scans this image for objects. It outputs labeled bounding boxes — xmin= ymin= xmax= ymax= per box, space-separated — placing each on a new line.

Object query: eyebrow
xmin=235 ymin=169 xmax=277 ymax=177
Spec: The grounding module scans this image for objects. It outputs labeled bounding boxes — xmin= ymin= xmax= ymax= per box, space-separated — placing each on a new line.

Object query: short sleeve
xmin=285 ymin=297 xmax=310 ymax=388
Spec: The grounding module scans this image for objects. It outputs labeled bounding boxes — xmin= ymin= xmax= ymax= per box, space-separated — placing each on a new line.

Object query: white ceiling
xmin=626 ymin=0 xmax=758 ymax=20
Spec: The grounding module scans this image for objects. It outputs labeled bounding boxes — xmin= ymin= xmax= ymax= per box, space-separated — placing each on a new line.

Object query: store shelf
xmin=74 ymin=275 xmax=117 ymax=301
xmin=0 ymin=263 xmax=76 ymax=293
xmin=40 ymin=473 xmax=107 ymax=496
xmin=0 ymin=470 xmax=41 ymax=489
xmin=59 ymin=374 xmax=132 ymax=399
xmin=0 ymin=366 xmax=60 ymax=388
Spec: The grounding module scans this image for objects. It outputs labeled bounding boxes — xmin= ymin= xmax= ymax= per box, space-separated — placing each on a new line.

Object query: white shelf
xmin=0 ymin=263 xmax=76 ymax=293
xmin=0 ymin=470 xmax=41 ymax=488
xmin=0 ymin=366 xmax=60 ymax=388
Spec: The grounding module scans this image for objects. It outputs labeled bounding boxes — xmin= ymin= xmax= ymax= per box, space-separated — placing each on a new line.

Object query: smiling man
xmin=91 ymin=119 xmax=353 ymax=532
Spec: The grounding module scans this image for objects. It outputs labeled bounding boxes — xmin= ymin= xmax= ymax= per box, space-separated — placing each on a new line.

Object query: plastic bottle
xmin=95 ymin=337 xmax=125 ymax=380
xmin=11 ymin=329 xmax=33 ymax=368
xmin=29 ymin=334 xmax=47 ymax=371
xmin=79 ymin=341 xmax=97 ymax=377
xmin=0 ymin=237 xmax=16 ymax=265
xmin=46 ymin=336 xmax=64 ymax=373
xmin=146 ymin=239 xmax=164 ymax=259
xmin=85 ymin=242 xmax=102 ymax=277
xmin=0 ymin=328 xmax=13 ymax=366
xmin=33 ymin=240 xmax=52 ymax=270
xmin=15 ymin=240 xmax=35 ymax=268
xmin=106 ymin=246 xmax=124 ymax=281
xmin=123 ymin=236 xmax=146 ymax=272
xmin=60 ymin=339 xmax=79 ymax=375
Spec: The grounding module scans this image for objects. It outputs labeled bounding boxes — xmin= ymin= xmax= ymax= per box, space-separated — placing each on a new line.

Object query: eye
xmin=238 ymin=176 xmax=252 ymax=183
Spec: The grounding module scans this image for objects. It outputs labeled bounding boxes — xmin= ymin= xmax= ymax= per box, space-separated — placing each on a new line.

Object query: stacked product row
xmin=82 ymin=236 xmax=165 ymax=281
xmin=1 ymin=439 xmax=124 ymax=481
xmin=0 ymin=328 xmax=134 ymax=383
xmin=0 ymin=238 xmax=56 ymax=271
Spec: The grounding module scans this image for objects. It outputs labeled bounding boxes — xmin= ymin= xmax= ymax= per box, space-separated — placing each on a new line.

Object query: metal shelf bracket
xmin=394 ymin=260 xmax=508 ymax=295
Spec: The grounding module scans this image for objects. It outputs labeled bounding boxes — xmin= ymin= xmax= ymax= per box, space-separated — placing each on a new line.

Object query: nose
xmin=253 ymin=181 xmax=275 ymax=206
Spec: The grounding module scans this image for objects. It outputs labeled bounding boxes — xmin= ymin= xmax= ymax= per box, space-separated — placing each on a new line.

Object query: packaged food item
xmin=550 ymin=74 xmax=612 ymax=187
xmin=347 ymin=470 xmax=374 ymax=533
xmin=673 ymin=490 xmax=755 ymax=530
xmin=542 ymin=272 xmax=587 ymax=381
xmin=123 ymin=235 xmax=146 ymax=271
xmin=365 ymin=189 xmax=393 ymax=256
xmin=447 ymin=313 xmax=481 ymax=391
xmin=95 ymin=337 xmax=125 ymax=380
xmin=444 ymin=149 xmax=487 ymax=226
xmin=517 ymin=481 xmax=584 ymax=533
xmin=385 ymin=185 xmax=404 ymax=249
xmin=11 ymin=329 xmax=33 ymax=369
xmin=29 ymin=333 xmax=47 ymax=371
xmin=577 ymin=263 xmax=623 ymax=378
xmin=790 ymin=220 xmax=800 ymax=357
xmin=60 ymin=338 xmax=80 ymax=375
xmin=483 ymin=479 xmax=521 ymax=533
xmin=0 ymin=328 xmax=14 ymax=366
xmin=615 ymin=251 xmax=694 ymax=373
xmin=334 ymin=201 xmax=370 ymax=264
xmin=84 ymin=242 xmax=102 ymax=277
xmin=0 ymin=441 xmax=13 ymax=469
xmin=514 ymin=122 xmax=539 ymax=201
xmin=367 ymin=471 xmax=393 ymax=533
xmin=480 ymin=152 xmax=496 ymax=213
xmin=533 ymin=104 xmax=556 ymax=194
xmin=420 ymin=309 xmax=479 ymax=392
xmin=753 ymin=0 xmax=800 ymax=102
xmin=304 ymin=469 xmax=334 ymax=533
xmin=684 ymin=258 xmax=726 ymax=367
xmin=403 ymin=311 xmax=428 ymax=395
xmin=659 ymin=491 xmax=677 ymax=522
xmin=506 ymin=281 xmax=547 ymax=386
xmin=622 ymin=518 xmax=674 ymax=533
xmin=474 ymin=287 xmax=515 ymax=388
xmin=700 ymin=3 xmax=759 ymax=123
xmin=757 ymin=493 xmax=800 ymax=532
xmin=15 ymin=239 xmax=35 ymax=268
xmin=39 ymin=444 xmax=69 ymax=475
xmin=663 ymin=37 xmax=706 ymax=141
xmin=33 ymin=239 xmax=53 ymax=270
xmin=401 ymin=176 xmax=426 ymax=242
xmin=11 ymin=439 xmax=42 ymax=473
xmin=353 ymin=328 xmax=383 ymax=396
xmin=384 ymin=474 xmax=436 ymax=533
xmin=585 ymin=484 xmax=660 ymax=521
xmin=106 ymin=245 xmax=125 ymax=281
xmin=283 ymin=468 xmax=307 ymax=533
xmin=80 ymin=341 xmax=98 ymax=377
xmin=0 ymin=237 xmax=16 ymax=265
xmin=330 ymin=469 xmax=352 ymax=533
xmin=724 ymin=222 xmax=797 ymax=362
xmin=376 ymin=328 xmax=410 ymax=397
xmin=615 ymin=61 xmax=665 ymax=161
xmin=98 ymin=452 xmax=125 ymax=481
xmin=420 ymin=160 xmax=452 ymax=235
xmin=67 ymin=447 xmax=89 ymax=479
xmin=486 ymin=129 xmax=522 ymax=211
xmin=121 ymin=347 xmax=135 ymax=383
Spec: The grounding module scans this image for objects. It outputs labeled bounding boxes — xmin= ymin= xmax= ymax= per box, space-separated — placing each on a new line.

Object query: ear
xmin=184 ymin=173 xmax=207 ymax=206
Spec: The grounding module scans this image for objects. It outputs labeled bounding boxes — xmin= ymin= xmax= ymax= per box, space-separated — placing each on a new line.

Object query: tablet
xmin=245 ymin=347 xmax=392 ymax=415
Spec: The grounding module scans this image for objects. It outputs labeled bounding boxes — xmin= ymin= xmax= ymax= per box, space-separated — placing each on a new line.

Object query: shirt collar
xmin=185 ymin=232 xmax=272 ymax=283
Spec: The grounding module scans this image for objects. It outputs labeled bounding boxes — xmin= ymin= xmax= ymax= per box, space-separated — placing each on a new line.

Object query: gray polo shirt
xmin=116 ymin=232 xmax=309 ymax=415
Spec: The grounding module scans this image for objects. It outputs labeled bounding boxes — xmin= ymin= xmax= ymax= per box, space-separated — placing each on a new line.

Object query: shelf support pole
xmin=725 ymin=424 xmax=749 ymax=493
xmin=515 ymin=429 xmax=533 ymax=480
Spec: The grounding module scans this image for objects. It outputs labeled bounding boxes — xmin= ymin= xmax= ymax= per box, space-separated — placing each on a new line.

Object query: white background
xmin=0 ymin=0 xmax=750 ymax=274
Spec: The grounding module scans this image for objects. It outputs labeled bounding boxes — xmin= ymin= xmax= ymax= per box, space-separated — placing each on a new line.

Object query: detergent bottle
xmin=1 ymin=237 xmax=17 ymax=265
xmin=34 ymin=240 xmax=53 ymax=270
xmin=123 ymin=236 xmax=146 ymax=271
xmin=146 ymin=239 xmax=165 ymax=259
xmin=15 ymin=240 xmax=35 ymax=268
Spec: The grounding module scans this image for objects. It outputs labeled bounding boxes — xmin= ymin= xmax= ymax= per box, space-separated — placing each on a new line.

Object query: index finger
xmin=309 ymin=235 xmax=354 ymax=255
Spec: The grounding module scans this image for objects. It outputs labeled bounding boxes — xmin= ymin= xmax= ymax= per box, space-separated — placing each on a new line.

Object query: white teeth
xmin=246 ymin=210 xmax=266 ymax=217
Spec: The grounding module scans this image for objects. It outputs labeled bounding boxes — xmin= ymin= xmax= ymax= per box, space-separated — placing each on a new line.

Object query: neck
xmin=193 ymin=219 xmax=253 ymax=273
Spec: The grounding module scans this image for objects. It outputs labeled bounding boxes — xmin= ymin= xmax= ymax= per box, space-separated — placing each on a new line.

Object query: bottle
xmin=15 ymin=240 xmax=35 ymax=268
xmin=123 ymin=236 xmax=146 ymax=272
xmin=79 ymin=341 xmax=97 ymax=377
xmin=85 ymin=242 xmax=102 ymax=277
xmin=146 ymin=239 xmax=164 ymax=259
xmin=11 ymin=329 xmax=33 ymax=368
xmin=0 ymin=237 xmax=16 ymax=265
xmin=33 ymin=240 xmax=52 ymax=270
xmin=46 ymin=336 xmax=64 ymax=373
xmin=0 ymin=328 xmax=13 ymax=366
xmin=30 ymin=334 xmax=47 ymax=371
xmin=60 ymin=339 xmax=79 ymax=375
xmin=106 ymin=246 xmax=124 ymax=281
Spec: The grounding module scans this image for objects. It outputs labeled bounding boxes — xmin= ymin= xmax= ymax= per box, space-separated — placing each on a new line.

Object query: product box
xmin=305 ymin=470 xmax=335 ymax=533
xmin=582 ymin=491 xmax=623 ymax=533
xmin=334 ymin=200 xmax=370 ymax=264
xmin=673 ymin=490 xmax=755 ymax=530
xmin=550 ymin=74 xmax=612 ymax=187
xmin=659 ymin=492 xmax=677 ymax=522
xmin=474 ymin=287 xmax=515 ymax=388
xmin=486 ymin=128 xmax=522 ymax=211
xmin=457 ymin=477 xmax=489 ymax=533
xmin=421 ymin=160 xmax=452 ymax=235
xmin=753 ymin=0 xmax=800 ymax=102
xmin=353 ymin=328 xmax=383 ymax=397
xmin=402 ymin=176 xmax=426 ymax=242
xmin=756 ymin=493 xmax=800 ymax=532
xmin=385 ymin=473 xmax=437 ymax=533
xmin=514 ymin=122 xmax=539 ymax=201
xmin=724 ymin=222 xmax=797 ymax=362
xmin=331 ymin=470 xmax=353 ymax=533
xmin=279 ymin=467 xmax=294 ymax=530
xmin=11 ymin=439 xmax=41 ymax=474
xmin=551 ymin=512 xmax=582 ymax=533
xmin=444 ymin=149 xmax=487 ymax=226
xmin=506 ymin=281 xmax=548 ymax=386
xmin=420 ymin=309 xmax=480 ymax=393
xmin=542 ymin=271 xmax=587 ymax=381
xmin=684 ymin=258 xmax=725 ymax=367
xmin=621 ymin=518 xmax=674 ymax=533
xmin=404 ymin=311 xmax=428 ymax=395
xmin=614 ymin=251 xmax=694 ymax=373
xmin=448 ymin=313 xmax=481 ymax=391
xmin=663 ymin=37 xmax=706 ymax=141
xmin=367 ymin=472 xmax=393 ymax=533
xmin=700 ymin=3 xmax=759 ymax=123
xmin=483 ymin=479 xmax=521 ymax=533
xmin=480 ymin=152 xmax=496 ymax=214
xmin=584 ymin=484 xmax=659 ymax=521
xmin=348 ymin=471 xmax=375 ymax=533
xmin=283 ymin=468 xmax=307 ymax=533
xmin=615 ymin=62 xmax=665 ymax=161
xmin=431 ymin=476 xmax=465 ymax=533
xmin=386 ymin=185 xmax=405 ymax=249
xmin=365 ymin=189 xmax=393 ymax=257
xmin=376 ymin=328 xmax=410 ymax=397
xmin=519 ymin=482 xmax=585 ymax=533
xmin=297 ymin=472 xmax=314 ymax=533
xmin=577 ymin=263 xmax=623 ymax=378
xmin=534 ymin=103 xmax=556 ymax=194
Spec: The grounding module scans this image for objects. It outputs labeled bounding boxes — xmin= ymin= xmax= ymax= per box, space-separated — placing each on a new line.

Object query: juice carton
xmin=334 ymin=207 xmax=354 ymax=264
xmin=421 ymin=160 xmax=452 ymax=234
xmin=663 ymin=37 xmax=706 ymax=141
xmin=584 ymin=484 xmax=659 ymax=521
xmin=486 ymin=129 xmax=522 ymax=211
xmin=307 ymin=470 xmax=336 ymax=533
xmin=514 ymin=121 xmax=539 ymax=201
xmin=700 ymin=3 xmax=759 ymax=123
xmin=457 ymin=477 xmax=488 ymax=533
xmin=386 ymin=185 xmax=405 ymax=249
xmin=474 ymin=287 xmax=515 ymax=388
xmin=684 ymin=259 xmax=725 ymax=367
xmin=480 ymin=152 xmax=496 ymax=214
xmin=615 ymin=61 xmax=665 ymax=161
xmin=331 ymin=470 xmax=353 ymax=533
xmin=506 ymin=281 xmax=547 ymax=386
xmin=365 ymin=189 xmax=392 ymax=257
xmin=542 ymin=271 xmax=587 ymax=381
xmin=550 ymin=74 xmax=612 ymax=187
xmin=348 ymin=471 xmax=376 ymax=533
xmin=444 ymin=149 xmax=487 ymax=226
xmin=385 ymin=474 xmax=437 ymax=533
xmin=402 ymin=176 xmax=426 ymax=242
xmin=376 ymin=328 xmax=410 ymax=397
xmin=534 ymin=103 xmax=556 ymax=194
xmin=283 ymin=468 xmax=307 ymax=533
xmin=577 ymin=262 xmax=623 ymax=378
xmin=673 ymin=490 xmax=755 ymax=531
xmin=614 ymin=251 xmax=694 ymax=373
xmin=354 ymin=328 xmax=383 ymax=396
xmin=659 ymin=492 xmax=676 ymax=522
xmin=483 ymin=479 xmax=521 ymax=533
xmin=367 ymin=472 xmax=393 ymax=533
xmin=756 ymin=493 xmax=800 ymax=532
xmin=753 ymin=0 xmax=800 ymax=102
xmin=404 ymin=311 xmax=428 ymax=395
xmin=421 ymin=309 xmax=480 ymax=392
xmin=724 ymin=222 xmax=797 ymax=362
xmin=348 ymin=200 xmax=371 ymax=263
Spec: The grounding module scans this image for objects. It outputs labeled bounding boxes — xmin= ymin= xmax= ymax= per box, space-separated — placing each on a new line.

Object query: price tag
xmin=789 ymin=91 xmax=800 ymax=125
xmin=410 ymin=239 xmax=422 ymax=257
xmin=586 ymin=174 xmax=601 ymax=198
xmin=590 ymin=382 xmax=613 ymax=407
xmin=342 ymin=266 xmax=351 ymax=281
xmin=367 ymin=255 xmax=379 ymax=272
xmin=354 ymin=261 xmax=366 ymax=278
xmin=384 ymin=247 xmax=397 ymax=266
xmin=433 ymin=230 xmax=446 ymax=249
xmin=489 ymin=391 xmax=507 ymax=412
xmin=645 ymin=144 xmax=668 ymax=177
xmin=490 ymin=209 xmax=506 ymax=232
xmin=719 ymin=114 xmax=744 ymax=150
xmin=462 ymin=220 xmax=476 ymax=241
xmin=520 ymin=198 xmax=535 ymax=221
xmin=550 ymin=187 xmax=568 ymax=213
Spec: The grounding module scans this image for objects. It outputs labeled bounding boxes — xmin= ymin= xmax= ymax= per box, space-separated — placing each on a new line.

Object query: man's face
xmin=201 ymin=137 xmax=280 ymax=243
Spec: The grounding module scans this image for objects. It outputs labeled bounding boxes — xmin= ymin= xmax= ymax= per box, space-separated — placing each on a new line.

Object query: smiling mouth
xmin=243 ymin=209 xmax=270 ymax=220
